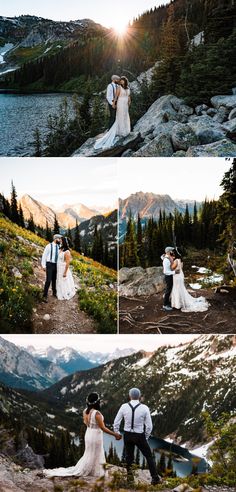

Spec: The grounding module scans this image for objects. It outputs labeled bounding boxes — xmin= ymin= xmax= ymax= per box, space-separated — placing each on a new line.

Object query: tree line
xmin=120 ymin=159 xmax=236 ymax=272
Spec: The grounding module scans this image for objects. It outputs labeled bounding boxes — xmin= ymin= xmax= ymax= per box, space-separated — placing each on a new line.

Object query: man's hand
xmin=63 ymin=272 xmax=67 ymax=278
xmin=115 ymin=433 xmax=122 ymax=440
xmin=42 ymin=267 xmax=46 ymax=271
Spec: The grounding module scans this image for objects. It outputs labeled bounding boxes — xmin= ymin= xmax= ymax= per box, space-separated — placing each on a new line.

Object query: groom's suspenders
xmin=128 ymin=402 xmax=142 ymax=430
xmin=50 ymin=243 xmax=53 ymax=262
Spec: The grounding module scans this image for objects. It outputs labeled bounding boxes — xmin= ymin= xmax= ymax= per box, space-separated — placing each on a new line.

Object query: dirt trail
xmin=31 ymin=262 xmax=96 ymax=334
xmin=119 ymin=287 xmax=236 ymax=334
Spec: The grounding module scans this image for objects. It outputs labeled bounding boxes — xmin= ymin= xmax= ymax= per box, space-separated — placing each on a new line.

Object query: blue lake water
xmin=0 ymin=92 xmax=74 ymax=156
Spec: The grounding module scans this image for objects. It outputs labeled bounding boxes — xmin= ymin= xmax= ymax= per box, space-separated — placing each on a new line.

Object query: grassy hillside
xmin=0 ymin=215 xmax=117 ymax=333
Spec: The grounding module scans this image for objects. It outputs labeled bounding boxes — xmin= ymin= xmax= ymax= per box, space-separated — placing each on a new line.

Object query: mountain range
xmin=18 ymin=194 xmax=100 ymax=229
xmin=0 ymin=15 xmax=106 ymax=75
xmin=119 ymin=192 xmax=201 ymax=221
xmin=0 ymin=335 xmax=235 ymax=447
xmin=0 ymin=337 xmax=136 ymax=391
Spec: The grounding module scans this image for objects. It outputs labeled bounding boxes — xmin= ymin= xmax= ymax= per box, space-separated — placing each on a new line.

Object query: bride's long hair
xmin=61 ymin=236 xmax=71 ymax=252
xmin=120 ymin=76 xmax=129 ymax=90
xmin=85 ymin=392 xmax=101 ymax=414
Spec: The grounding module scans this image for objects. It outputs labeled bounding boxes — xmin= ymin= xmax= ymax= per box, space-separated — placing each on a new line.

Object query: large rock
xmin=152 ymin=120 xmax=176 ymax=138
xmin=134 ymin=94 xmax=182 ymax=136
xmin=195 ymin=104 xmax=209 ymax=116
xmin=229 ymin=107 xmax=236 ymax=120
xmin=211 ymin=95 xmax=236 ymax=110
xmin=171 ymin=123 xmax=199 ymax=150
xmin=133 ymin=133 xmax=173 ymax=157
xmin=72 ymin=132 xmax=142 ymax=157
xmin=188 ymin=115 xmax=226 ymax=144
xmin=186 ymin=138 xmax=236 ymax=156
xmin=119 ymin=266 xmax=164 ymax=297
xmin=222 ymin=118 xmax=236 ymax=133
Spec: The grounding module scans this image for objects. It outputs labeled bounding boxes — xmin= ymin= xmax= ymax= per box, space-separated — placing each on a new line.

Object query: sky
xmin=1 ymin=0 xmax=170 ymax=29
xmin=2 ymin=334 xmax=198 ymax=352
xmin=0 ymin=157 xmax=117 ymax=209
xmin=118 ymin=157 xmax=232 ymax=201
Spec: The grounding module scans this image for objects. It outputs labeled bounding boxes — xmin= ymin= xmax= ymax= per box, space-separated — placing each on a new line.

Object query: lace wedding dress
xmin=56 ymin=250 xmax=76 ymax=300
xmin=94 ymin=86 xmax=131 ymax=150
xmin=171 ymin=259 xmax=209 ymax=312
xmin=44 ymin=410 xmax=106 ymax=477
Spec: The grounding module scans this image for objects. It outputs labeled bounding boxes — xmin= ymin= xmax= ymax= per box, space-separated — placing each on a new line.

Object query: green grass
xmin=0 ymin=215 xmax=117 ymax=333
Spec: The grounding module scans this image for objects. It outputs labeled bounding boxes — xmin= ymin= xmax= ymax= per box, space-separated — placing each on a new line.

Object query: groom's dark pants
xmin=164 ymin=274 xmax=173 ymax=306
xmin=124 ymin=431 xmax=158 ymax=481
xmin=108 ymin=103 xmax=116 ymax=129
xmin=43 ymin=262 xmax=57 ymax=298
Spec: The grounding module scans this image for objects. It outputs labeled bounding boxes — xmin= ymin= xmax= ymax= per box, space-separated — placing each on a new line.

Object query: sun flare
xmin=113 ymin=19 xmax=128 ymax=36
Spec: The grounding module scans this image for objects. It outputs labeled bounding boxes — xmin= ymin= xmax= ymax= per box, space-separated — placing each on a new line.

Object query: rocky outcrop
xmin=72 ymin=132 xmax=143 ymax=157
xmin=72 ymin=89 xmax=236 ymax=157
xmin=119 ymin=266 xmax=164 ymax=297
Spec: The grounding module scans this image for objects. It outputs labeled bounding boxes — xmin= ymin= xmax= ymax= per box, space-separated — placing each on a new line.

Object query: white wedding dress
xmin=94 ymin=86 xmax=131 ymax=150
xmin=56 ymin=250 xmax=76 ymax=300
xmin=171 ymin=259 xmax=209 ymax=312
xmin=44 ymin=410 xmax=106 ymax=478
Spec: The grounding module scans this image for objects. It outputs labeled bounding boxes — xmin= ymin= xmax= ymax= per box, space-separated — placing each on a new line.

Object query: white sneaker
xmin=163 ymin=305 xmax=173 ymax=311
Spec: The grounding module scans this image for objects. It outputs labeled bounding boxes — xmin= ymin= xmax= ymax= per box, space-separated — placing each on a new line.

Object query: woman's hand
xmin=63 ymin=272 xmax=67 ymax=278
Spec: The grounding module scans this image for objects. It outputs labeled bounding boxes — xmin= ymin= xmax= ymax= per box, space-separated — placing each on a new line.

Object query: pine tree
xmin=32 ymin=127 xmax=42 ymax=157
xmin=74 ymin=220 xmax=81 ymax=253
xmin=10 ymin=181 xmax=20 ymax=225
xmin=18 ymin=204 xmax=25 ymax=228
xmin=217 ymin=159 xmax=236 ymax=262
xmin=46 ymin=221 xmax=53 ymax=242
xmin=27 ymin=213 xmax=35 ymax=233
xmin=53 ymin=215 xmax=60 ymax=234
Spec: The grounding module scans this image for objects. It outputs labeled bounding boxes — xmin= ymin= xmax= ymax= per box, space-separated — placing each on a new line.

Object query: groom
xmin=41 ymin=234 xmax=62 ymax=302
xmin=113 ymin=388 xmax=160 ymax=485
xmin=106 ymin=75 xmax=120 ymax=128
xmin=162 ymin=246 xmax=175 ymax=311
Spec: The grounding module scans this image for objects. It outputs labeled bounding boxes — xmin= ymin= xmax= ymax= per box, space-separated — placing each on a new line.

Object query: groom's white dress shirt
xmin=41 ymin=243 xmax=58 ymax=268
xmin=113 ymin=400 xmax=153 ymax=439
xmin=106 ymin=82 xmax=117 ymax=105
xmin=163 ymin=256 xmax=175 ymax=276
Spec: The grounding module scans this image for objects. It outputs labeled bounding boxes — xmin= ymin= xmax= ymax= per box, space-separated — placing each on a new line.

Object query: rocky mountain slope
xmin=73 ymin=92 xmax=236 ymax=158
xmin=119 ymin=192 xmax=199 ymax=221
xmin=26 ymin=345 xmax=136 ymax=368
xmin=0 ymin=336 xmax=67 ymax=390
xmin=19 ymin=194 xmax=99 ymax=230
xmin=0 ymin=15 xmax=105 ymax=75
xmin=78 ymin=209 xmax=118 ymax=250
xmin=42 ymin=335 xmax=236 ymax=444
xmin=0 ymin=335 xmax=235 ymax=446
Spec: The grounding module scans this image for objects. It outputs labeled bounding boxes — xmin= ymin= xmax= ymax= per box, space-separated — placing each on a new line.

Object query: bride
xmin=44 ymin=392 xmax=121 ymax=478
xmin=170 ymin=250 xmax=209 ymax=312
xmin=56 ymin=237 xmax=76 ymax=300
xmin=94 ymin=76 xmax=131 ymax=150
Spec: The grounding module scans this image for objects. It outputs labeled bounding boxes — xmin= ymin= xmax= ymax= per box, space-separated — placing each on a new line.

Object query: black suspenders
xmin=128 ymin=402 xmax=141 ymax=430
xmin=50 ymin=243 xmax=53 ymax=262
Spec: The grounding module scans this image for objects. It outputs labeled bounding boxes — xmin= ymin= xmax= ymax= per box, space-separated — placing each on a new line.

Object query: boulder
xmin=222 ymin=118 xmax=236 ymax=133
xmin=171 ymin=123 xmax=199 ymax=150
xmin=212 ymin=106 xmax=230 ymax=123
xmin=177 ymin=104 xmax=194 ymax=117
xmin=173 ymin=150 xmax=187 ymax=157
xmin=188 ymin=115 xmax=226 ymax=144
xmin=134 ymin=94 xmax=183 ymax=136
xmin=133 ymin=133 xmax=173 ymax=157
xmin=229 ymin=107 xmax=236 ymax=120
xmin=119 ymin=266 xmax=164 ymax=297
xmin=195 ymin=104 xmax=209 ymax=116
xmin=186 ymin=138 xmax=236 ymax=156
xmin=72 ymin=132 xmax=142 ymax=157
xmin=15 ymin=445 xmax=44 ymax=469
xmin=206 ymin=108 xmax=217 ymax=117
xmin=152 ymin=120 xmax=176 ymax=138
xmin=211 ymin=94 xmax=236 ymax=110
